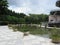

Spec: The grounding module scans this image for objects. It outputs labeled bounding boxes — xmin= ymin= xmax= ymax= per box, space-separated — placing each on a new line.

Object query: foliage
xmin=25 ymin=14 xmax=48 ymax=24
xmin=0 ymin=0 xmax=8 ymax=15
xmin=0 ymin=0 xmax=49 ymax=24
xmin=56 ymin=0 xmax=60 ymax=7
xmin=50 ymin=27 xmax=60 ymax=43
xmin=11 ymin=24 xmax=49 ymax=35
xmin=0 ymin=13 xmax=49 ymax=24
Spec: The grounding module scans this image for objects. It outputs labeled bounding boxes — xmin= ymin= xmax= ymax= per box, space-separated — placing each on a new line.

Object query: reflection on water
xmin=0 ymin=26 xmax=58 ymax=45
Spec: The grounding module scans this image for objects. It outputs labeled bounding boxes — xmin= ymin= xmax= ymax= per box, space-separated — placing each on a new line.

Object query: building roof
xmin=50 ymin=10 xmax=60 ymax=15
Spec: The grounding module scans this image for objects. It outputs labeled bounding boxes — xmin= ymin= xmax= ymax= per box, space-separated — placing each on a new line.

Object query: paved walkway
xmin=0 ymin=26 xmax=55 ymax=45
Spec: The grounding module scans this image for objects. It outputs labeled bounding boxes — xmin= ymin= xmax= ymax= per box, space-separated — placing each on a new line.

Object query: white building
xmin=48 ymin=10 xmax=60 ymax=27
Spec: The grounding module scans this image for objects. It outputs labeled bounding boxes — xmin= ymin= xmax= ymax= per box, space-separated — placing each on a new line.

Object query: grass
xmin=8 ymin=24 xmax=49 ymax=35
xmin=50 ymin=27 xmax=60 ymax=43
xmin=8 ymin=24 xmax=60 ymax=43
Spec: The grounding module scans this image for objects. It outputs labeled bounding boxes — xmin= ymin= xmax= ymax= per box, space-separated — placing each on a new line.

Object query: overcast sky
xmin=7 ymin=0 xmax=59 ymax=14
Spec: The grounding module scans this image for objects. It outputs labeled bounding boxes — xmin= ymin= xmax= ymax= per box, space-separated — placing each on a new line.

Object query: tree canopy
xmin=0 ymin=0 xmax=49 ymax=24
xmin=56 ymin=0 xmax=60 ymax=7
xmin=25 ymin=14 xmax=49 ymax=24
xmin=0 ymin=0 xmax=8 ymax=15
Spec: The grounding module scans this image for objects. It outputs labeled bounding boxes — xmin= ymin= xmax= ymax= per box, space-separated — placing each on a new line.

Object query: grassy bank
xmin=8 ymin=24 xmax=49 ymax=35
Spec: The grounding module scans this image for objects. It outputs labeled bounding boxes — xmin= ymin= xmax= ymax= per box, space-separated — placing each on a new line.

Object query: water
xmin=0 ymin=26 xmax=57 ymax=45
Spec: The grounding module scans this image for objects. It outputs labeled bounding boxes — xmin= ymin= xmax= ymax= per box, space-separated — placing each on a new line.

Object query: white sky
xmin=8 ymin=0 xmax=59 ymax=14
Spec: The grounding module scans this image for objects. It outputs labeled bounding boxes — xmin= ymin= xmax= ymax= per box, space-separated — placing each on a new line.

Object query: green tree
xmin=56 ymin=0 xmax=60 ymax=7
xmin=0 ymin=0 xmax=8 ymax=15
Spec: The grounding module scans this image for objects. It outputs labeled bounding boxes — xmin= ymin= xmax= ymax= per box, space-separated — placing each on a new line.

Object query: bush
xmin=50 ymin=27 xmax=60 ymax=43
xmin=0 ymin=21 xmax=8 ymax=25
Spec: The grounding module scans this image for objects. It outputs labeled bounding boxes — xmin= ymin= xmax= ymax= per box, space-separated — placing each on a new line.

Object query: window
xmin=50 ymin=20 xmax=53 ymax=21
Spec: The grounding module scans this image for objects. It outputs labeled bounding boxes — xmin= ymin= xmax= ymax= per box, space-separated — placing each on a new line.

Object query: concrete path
xmin=0 ymin=26 xmax=55 ymax=45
